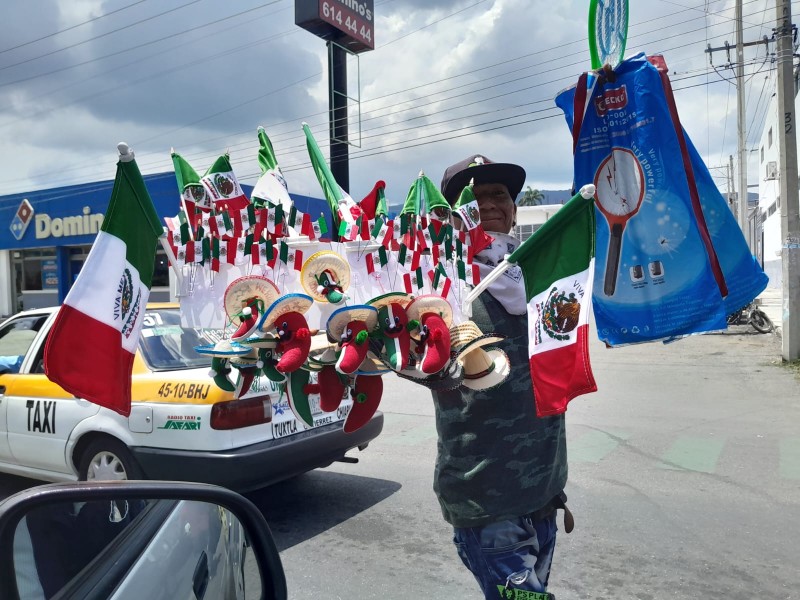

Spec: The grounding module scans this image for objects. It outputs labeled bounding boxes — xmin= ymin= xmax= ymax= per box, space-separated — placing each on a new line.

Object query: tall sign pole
xmin=328 ymin=42 xmax=350 ymax=192
xmin=296 ymin=0 xmax=375 ymax=195
xmin=775 ymin=0 xmax=800 ymax=361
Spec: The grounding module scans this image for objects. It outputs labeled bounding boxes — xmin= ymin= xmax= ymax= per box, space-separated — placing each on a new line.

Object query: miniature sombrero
xmin=393 ymin=358 xmax=464 ymax=391
xmin=450 ymin=321 xmax=510 ymax=391
xmin=326 ymin=305 xmax=379 ymax=341
xmin=301 ymin=250 xmax=351 ymax=303
xmin=257 ymin=293 xmax=314 ymax=332
xmin=223 ymin=276 xmax=280 ymax=321
xmin=194 ymin=339 xmax=252 ymax=357
xmin=367 ymin=291 xmax=413 ymax=311
xmin=307 ymin=346 xmax=338 ymax=369
xmin=450 ymin=321 xmax=505 ymax=355
xmin=405 ymin=294 xmax=453 ymax=329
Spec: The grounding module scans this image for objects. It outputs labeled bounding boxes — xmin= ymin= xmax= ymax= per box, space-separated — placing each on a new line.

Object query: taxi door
xmin=3 ymin=315 xmax=100 ymax=474
xmin=0 ymin=312 xmax=54 ymax=463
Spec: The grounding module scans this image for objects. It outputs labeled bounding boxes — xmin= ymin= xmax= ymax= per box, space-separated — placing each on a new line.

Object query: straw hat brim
xmin=356 ymin=354 xmax=393 ymax=375
xmin=326 ymin=305 xmax=379 ymax=340
xmin=301 ymin=251 xmax=351 ymax=302
xmin=453 ymin=334 xmax=506 ymax=359
xmin=309 ymin=332 xmax=336 ymax=353
xmin=223 ymin=276 xmax=280 ymax=320
xmin=367 ymin=291 xmax=413 ymax=311
xmin=394 ymin=360 xmax=464 ymax=391
xmin=406 ymin=295 xmax=453 ymax=328
xmin=237 ymin=334 xmax=279 ymax=349
xmin=229 ymin=353 xmax=260 ymax=367
xmin=460 ymin=347 xmax=510 ymax=391
xmin=257 ymin=293 xmax=314 ymax=332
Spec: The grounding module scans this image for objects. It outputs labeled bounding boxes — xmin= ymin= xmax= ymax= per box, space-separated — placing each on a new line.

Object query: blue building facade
xmin=0 ymin=172 xmax=330 ymax=317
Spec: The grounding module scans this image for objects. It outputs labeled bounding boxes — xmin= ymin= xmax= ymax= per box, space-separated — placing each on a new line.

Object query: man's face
xmin=466 ymin=182 xmax=516 ymax=234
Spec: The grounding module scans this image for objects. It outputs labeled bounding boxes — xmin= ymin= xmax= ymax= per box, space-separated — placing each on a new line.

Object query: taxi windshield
xmin=138 ymin=309 xmax=215 ymax=371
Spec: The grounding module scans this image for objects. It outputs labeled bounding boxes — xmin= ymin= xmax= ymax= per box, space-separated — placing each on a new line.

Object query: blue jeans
xmin=453 ymin=512 xmax=557 ymax=599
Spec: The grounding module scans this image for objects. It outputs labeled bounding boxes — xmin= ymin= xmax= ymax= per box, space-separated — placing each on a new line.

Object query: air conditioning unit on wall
xmin=766 ymin=161 xmax=778 ymax=180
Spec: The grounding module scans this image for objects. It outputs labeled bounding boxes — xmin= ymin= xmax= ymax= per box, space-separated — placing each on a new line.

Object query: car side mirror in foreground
xmin=0 ymin=481 xmax=288 ymax=600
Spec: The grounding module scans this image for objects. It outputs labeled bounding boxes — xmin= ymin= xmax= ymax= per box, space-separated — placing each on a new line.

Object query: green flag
xmin=401 ymin=172 xmax=451 ymax=217
xmin=252 ymin=126 xmax=292 ymax=211
xmin=302 ymin=122 xmax=362 ymax=237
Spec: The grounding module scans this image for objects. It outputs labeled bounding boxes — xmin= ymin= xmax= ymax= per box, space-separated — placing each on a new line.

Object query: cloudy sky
xmin=0 ymin=0 xmax=789 ymax=208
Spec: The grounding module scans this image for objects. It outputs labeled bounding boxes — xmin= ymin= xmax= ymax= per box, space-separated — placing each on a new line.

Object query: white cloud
xmin=0 ymin=0 xmax=779 ymax=203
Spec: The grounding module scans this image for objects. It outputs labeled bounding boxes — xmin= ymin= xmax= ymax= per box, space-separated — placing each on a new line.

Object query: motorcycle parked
xmin=726 ymin=301 xmax=774 ymax=334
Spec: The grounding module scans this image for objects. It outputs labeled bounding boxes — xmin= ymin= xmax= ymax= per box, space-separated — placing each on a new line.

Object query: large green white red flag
xmin=201 ymin=154 xmax=249 ymax=212
xmin=507 ymin=188 xmax=597 ymax=416
xmin=302 ymin=122 xmax=362 ymax=239
xmin=44 ymin=144 xmax=163 ymax=417
xmin=251 ymin=126 xmax=293 ymax=214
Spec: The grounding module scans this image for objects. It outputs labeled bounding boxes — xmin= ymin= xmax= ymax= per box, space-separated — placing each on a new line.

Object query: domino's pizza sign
xmin=10 ymin=199 xmax=34 ymax=241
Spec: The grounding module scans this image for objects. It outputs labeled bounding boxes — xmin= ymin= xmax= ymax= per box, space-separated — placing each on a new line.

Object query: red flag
xmin=403 ymin=273 xmax=413 ymax=294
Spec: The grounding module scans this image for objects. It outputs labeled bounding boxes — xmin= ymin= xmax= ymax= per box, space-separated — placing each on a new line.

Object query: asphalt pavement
xmin=257 ymin=306 xmax=799 ymax=599
xmin=1 ymin=304 xmax=797 ymax=599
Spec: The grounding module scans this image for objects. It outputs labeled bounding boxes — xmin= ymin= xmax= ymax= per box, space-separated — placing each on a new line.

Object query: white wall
xmin=0 ymin=251 xmax=11 ymax=317
xmin=755 ymin=90 xmax=800 ymax=288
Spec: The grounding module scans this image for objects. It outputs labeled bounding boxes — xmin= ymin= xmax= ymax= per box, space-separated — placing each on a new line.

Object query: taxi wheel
xmin=78 ymin=438 xmax=144 ymax=482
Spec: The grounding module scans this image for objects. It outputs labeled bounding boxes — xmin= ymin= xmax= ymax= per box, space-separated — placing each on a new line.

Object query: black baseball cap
xmin=440 ymin=154 xmax=526 ymax=206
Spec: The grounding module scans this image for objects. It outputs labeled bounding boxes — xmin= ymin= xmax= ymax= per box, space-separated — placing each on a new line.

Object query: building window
xmin=11 ymin=249 xmax=56 ymax=293
xmin=768 ymin=202 xmax=777 ymax=217
xmin=513 ymin=223 xmax=542 ymax=243
xmin=768 ymin=127 xmax=773 ymax=148
xmin=153 ymin=248 xmax=169 ymax=287
xmin=760 ymin=146 xmax=764 ymax=163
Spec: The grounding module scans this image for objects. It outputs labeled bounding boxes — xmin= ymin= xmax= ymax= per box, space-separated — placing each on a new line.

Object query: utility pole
xmin=775 ymin=0 xmax=800 ymax=361
xmin=735 ymin=0 xmax=749 ymax=249
xmin=706 ymin=2 xmax=770 ymax=249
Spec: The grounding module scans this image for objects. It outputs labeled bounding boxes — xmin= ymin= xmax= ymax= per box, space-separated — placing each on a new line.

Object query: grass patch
xmin=777 ymin=359 xmax=800 ymax=379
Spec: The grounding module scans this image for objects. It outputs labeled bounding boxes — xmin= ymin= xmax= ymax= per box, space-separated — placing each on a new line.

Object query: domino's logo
xmin=10 ymin=199 xmax=34 ymax=240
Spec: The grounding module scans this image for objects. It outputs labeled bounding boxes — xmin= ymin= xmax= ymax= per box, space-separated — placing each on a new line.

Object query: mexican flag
xmin=303 ymin=122 xmax=362 ymax=239
xmin=507 ymin=190 xmax=597 ymax=416
xmin=201 ymin=154 xmax=249 ymax=212
xmin=251 ymin=126 xmax=293 ymax=214
xmin=44 ymin=145 xmax=163 ymax=417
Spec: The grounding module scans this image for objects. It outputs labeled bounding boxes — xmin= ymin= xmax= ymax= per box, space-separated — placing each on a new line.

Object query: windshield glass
xmin=139 ymin=309 xmax=218 ymax=371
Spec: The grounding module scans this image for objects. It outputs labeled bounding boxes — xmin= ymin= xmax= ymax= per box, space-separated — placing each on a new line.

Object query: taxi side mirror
xmin=0 ymin=481 xmax=288 ymax=600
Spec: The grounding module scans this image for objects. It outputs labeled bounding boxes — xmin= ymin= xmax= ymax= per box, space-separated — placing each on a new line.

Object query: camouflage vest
xmin=431 ymin=290 xmax=567 ymax=528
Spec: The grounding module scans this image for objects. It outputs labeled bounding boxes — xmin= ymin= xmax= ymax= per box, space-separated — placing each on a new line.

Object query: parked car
xmin=0 ymin=305 xmax=382 ymax=491
xmin=0 ymin=480 xmax=287 ymax=600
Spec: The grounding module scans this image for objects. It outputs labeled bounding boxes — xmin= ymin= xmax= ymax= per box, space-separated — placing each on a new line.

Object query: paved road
xmin=1 ymin=324 xmax=798 ymax=599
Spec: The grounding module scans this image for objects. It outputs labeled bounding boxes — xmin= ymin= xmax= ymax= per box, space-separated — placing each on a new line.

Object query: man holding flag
xmin=431 ymin=155 xmax=593 ymax=599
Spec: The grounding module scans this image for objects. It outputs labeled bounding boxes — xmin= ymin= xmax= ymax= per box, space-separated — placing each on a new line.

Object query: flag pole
xmin=461 ymin=184 xmax=596 ymax=317
xmin=159 ymin=232 xmax=185 ymax=293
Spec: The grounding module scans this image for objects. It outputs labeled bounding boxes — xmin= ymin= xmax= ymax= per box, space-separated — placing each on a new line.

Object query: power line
xmin=0 ymin=0 xmax=207 ymax=72
xmin=0 ymin=0 xmax=152 ymax=55
xmin=0 ymin=1 xmax=283 ymax=89
xmin=0 ymin=1 xmax=784 ymax=192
